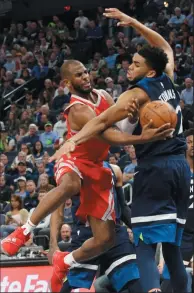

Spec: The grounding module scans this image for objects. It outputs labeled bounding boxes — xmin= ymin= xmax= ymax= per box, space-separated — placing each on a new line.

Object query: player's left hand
xmin=103 ymin=8 xmax=135 ymax=27
xmin=49 ymin=140 xmax=75 ymax=162
xmin=126 ymin=99 xmax=139 ymax=123
xmin=140 ymin=120 xmax=174 ymax=143
xmin=124 ymin=98 xmax=139 ymax=123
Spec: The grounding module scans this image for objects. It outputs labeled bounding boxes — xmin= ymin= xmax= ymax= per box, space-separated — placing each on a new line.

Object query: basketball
xmin=140 ymin=101 xmax=177 ymax=128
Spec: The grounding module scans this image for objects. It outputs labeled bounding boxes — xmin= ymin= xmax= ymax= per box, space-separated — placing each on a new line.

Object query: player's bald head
xmin=61 ymin=60 xmax=83 ymax=80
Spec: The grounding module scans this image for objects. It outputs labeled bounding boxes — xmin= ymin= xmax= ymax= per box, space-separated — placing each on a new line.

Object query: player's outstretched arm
xmin=49 ymin=89 xmax=174 ymax=161
xmin=103 ymin=8 xmax=174 ymax=80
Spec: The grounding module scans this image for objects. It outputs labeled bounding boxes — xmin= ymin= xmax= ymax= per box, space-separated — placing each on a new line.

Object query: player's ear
xmin=63 ymin=78 xmax=71 ymax=89
xmin=146 ymin=69 xmax=156 ymax=78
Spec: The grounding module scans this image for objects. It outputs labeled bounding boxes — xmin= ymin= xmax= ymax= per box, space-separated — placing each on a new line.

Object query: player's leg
xmin=1 ymin=171 xmax=81 ymax=256
xmin=135 ymin=240 xmax=161 ymax=292
xmin=100 ymin=226 xmax=141 ymax=293
xmin=52 ymin=226 xmax=98 ymax=293
xmin=72 ymin=216 xmax=115 ymax=262
xmin=162 ymin=157 xmax=191 ymax=293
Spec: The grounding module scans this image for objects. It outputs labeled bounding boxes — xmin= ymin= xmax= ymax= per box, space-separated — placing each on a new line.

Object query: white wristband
xmin=116 ymin=118 xmax=139 ymax=134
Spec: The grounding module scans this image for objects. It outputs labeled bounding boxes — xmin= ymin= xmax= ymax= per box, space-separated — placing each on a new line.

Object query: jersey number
xmin=175 ymin=105 xmax=183 ymax=135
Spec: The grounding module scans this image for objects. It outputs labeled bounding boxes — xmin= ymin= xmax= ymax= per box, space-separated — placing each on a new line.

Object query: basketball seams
xmin=140 ymin=101 xmax=177 ymax=128
xmin=146 ymin=105 xmax=170 ymax=124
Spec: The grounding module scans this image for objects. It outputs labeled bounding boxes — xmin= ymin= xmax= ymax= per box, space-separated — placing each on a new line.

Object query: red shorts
xmin=55 ymin=155 xmax=115 ymax=223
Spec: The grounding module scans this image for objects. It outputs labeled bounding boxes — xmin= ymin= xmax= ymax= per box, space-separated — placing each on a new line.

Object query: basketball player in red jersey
xmin=1 ymin=60 xmax=172 ymax=290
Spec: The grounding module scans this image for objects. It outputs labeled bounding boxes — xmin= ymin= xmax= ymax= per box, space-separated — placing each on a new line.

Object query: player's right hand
xmin=103 ymin=8 xmax=134 ymax=27
xmin=141 ymin=120 xmax=174 ymax=143
xmin=49 ymin=140 xmax=76 ymax=162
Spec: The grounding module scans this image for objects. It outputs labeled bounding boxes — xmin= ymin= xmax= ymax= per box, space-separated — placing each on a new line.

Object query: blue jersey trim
xmin=132 ymin=223 xmax=183 ymax=246
xmin=68 ymin=269 xmax=96 ymax=289
xmin=107 ymin=262 xmax=140 ymax=292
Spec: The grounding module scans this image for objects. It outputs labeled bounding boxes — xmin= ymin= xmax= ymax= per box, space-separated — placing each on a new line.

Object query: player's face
xmin=127 ymin=53 xmax=155 ymax=84
xmin=69 ymin=64 xmax=92 ymax=95
xmin=186 ymin=135 xmax=194 ymax=158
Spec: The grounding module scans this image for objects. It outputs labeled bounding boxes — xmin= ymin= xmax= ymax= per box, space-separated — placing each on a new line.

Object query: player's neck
xmin=186 ymin=156 xmax=193 ymax=173
xmin=72 ymin=90 xmax=97 ymax=103
xmin=72 ymin=90 xmax=91 ymax=100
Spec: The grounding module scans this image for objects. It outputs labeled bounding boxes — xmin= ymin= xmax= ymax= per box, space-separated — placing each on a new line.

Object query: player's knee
xmin=59 ymin=175 xmax=81 ymax=196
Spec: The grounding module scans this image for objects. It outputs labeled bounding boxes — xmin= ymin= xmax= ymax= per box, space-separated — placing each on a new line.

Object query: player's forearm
xmin=49 ymin=205 xmax=64 ymax=248
xmin=102 ymin=128 xmax=144 ymax=145
xmin=71 ymin=116 xmax=109 ymax=146
xmin=131 ymin=19 xmax=171 ymax=51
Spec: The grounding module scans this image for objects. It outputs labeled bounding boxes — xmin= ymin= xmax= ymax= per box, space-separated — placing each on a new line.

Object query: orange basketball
xmin=140 ymin=101 xmax=177 ymax=128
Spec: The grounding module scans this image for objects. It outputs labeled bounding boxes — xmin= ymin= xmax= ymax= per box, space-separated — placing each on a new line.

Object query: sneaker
xmin=51 ymin=251 xmax=70 ymax=292
xmin=1 ymin=227 xmax=30 ymax=256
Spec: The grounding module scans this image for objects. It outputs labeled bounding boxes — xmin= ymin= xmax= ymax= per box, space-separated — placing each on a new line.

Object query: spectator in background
xmin=102 ymin=38 xmax=116 ymax=57
xmin=4 ymin=53 xmax=16 ymax=72
xmin=12 ymin=162 xmax=34 ymax=183
xmin=0 ymin=195 xmax=28 ymax=238
xmin=180 ymin=99 xmax=193 ymax=130
xmin=21 ymin=124 xmax=39 ymax=148
xmin=0 ymin=128 xmax=16 ymax=152
xmin=53 ymin=111 xmax=67 ymax=138
xmin=39 ymin=90 xmax=52 ymax=107
xmin=105 ymin=77 xmax=122 ymax=102
xmin=43 ymin=79 xmax=55 ymax=98
xmin=42 ymin=151 xmax=54 ymax=178
xmin=167 ymin=7 xmax=186 ymax=28
xmin=20 ymin=111 xmax=33 ymax=129
xmin=32 ymin=57 xmax=48 ymax=79
xmin=14 ymin=176 xmax=27 ymax=199
xmin=87 ymin=20 xmax=103 ymax=40
xmin=19 ymin=144 xmax=34 ymax=166
xmin=105 ymin=48 xmax=118 ymax=70
xmin=32 ymin=141 xmax=44 ymax=165
xmin=108 ymin=153 xmax=118 ymax=165
xmin=23 ymin=180 xmax=39 ymax=211
xmin=118 ymin=145 xmax=133 ymax=172
xmin=70 ymin=20 xmax=86 ymax=42
xmin=51 ymin=87 xmax=70 ymax=111
xmin=0 ymin=154 xmax=10 ymax=174
xmin=15 ymin=126 xmax=27 ymax=145
xmin=180 ymin=78 xmax=193 ymax=105
xmin=38 ymin=173 xmax=54 ymax=192
xmin=11 ymin=151 xmax=34 ymax=172
xmin=0 ymin=78 xmax=14 ymax=100
xmin=37 ymin=113 xmax=49 ymax=131
xmin=64 ymin=199 xmax=73 ymax=224
xmin=58 ymin=224 xmax=72 ymax=244
xmin=23 ymin=90 xmax=37 ymax=112
xmin=40 ymin=122 xmax=58 ymax=149
xmin=118 ymin=59 xmax=130 ymax=90
xmin=0 ymin=175 xmax=12 ymax=204
xmin=123 ymin=146 xmax=137 ymax=184
xmin=4 ymin=111 xmax=20 ymax=136
xmin=75 ymin=10 xmax=89 ymax=31
xmin=0 ymin=162 xmax=12 ymax=186
xmin=7 ymin=102 xmax=21 ymax=120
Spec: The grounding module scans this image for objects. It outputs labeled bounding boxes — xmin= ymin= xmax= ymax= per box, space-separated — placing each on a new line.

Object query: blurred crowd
xmin=0 ymin=0 xmax=193 ymax=282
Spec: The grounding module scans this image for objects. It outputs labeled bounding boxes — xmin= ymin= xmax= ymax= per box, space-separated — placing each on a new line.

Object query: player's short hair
xmin=138 ymin=45 xmax=169 ymax=77
xmin=184 ymin=128 xmax=194 ymax=138
xmin=61 ymin=60 xmax=82 ymax=79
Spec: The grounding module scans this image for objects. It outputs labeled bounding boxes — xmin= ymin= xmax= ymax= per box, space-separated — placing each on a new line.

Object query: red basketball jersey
xmin=64 ymin=89 xmax=110 ymax=163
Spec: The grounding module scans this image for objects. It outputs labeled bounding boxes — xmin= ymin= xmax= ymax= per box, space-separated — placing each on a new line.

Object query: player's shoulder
xmin=119 ymin=87 xmax=149 ymax=105
xmin=68 ymin=103 xmax=92 ymax=117
xmin=98 ymin=89 xmax=115 ymax=106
